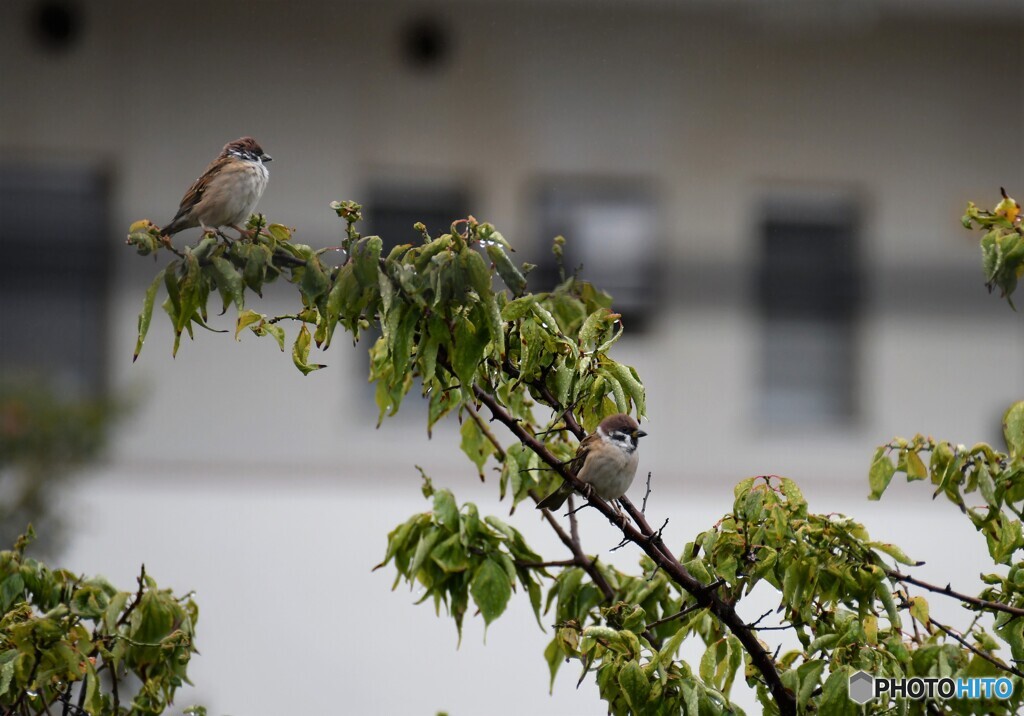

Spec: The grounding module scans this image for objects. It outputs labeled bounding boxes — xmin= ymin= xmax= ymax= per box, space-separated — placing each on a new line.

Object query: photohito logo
xmin=848 ymin=670 xmax=1014 ymax=703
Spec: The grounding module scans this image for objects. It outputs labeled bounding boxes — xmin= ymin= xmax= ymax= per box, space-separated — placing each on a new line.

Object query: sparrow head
xmin=222 ymin=136 xmax=272 ymax=164
xmin=596 ymin=413 xmax=647 ymax=453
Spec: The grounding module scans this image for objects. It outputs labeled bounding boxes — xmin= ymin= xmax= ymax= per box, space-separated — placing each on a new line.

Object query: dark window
xmin=757 ymin=200 xmax=860 ymax=425
xmin=0 ymin=165 xmax=111 ymax=396
xmin=534 ymin=180 xmax=660 ymax=330
xmin=364 ymin=184 xmax=469 ymax=255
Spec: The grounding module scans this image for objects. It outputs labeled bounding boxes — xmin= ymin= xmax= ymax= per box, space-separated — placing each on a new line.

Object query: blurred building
xmin=2 ymin=1 xmax=1023 ymax=713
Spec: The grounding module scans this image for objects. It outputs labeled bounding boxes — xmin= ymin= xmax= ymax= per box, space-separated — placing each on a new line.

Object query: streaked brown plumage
xmin=536 ymin=413 xmax=647 ymax=511
xmin=161 ymin=137 xmax=271 ymax=237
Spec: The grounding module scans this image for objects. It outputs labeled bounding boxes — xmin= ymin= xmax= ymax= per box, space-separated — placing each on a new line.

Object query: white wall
xmin=4 ymin=0 xmax=1024 ymax=713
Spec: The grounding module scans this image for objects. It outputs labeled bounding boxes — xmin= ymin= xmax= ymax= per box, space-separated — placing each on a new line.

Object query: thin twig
xmin=110 ymin=659 xmax=120 ymax=712
xmin=641 ymin=471 xmax=653 ymax=514
xmin=929 ymin=617 xmax=1024 ymax=678
xmin=538 ymin=503 xmax=612 ymax=598
xmin=568 ymin=495 xmax=582 ymax=551
xmin=889 ymin=569 xmax=1024 ymax=618
xmin=465 ymin=403 xmax=506 ymax=461
xmin=158 ymin=236 xmax=187 ymax=259
xmin=117 ymin=564 xmax=147 ymax=627
xmin=516 ymin=559 xmax=579 ymax=569
xmin=647 ymin=602 xmax=703 ymax=630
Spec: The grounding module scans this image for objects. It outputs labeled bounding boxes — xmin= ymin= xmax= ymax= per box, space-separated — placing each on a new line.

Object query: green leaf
xmin=239 ymin=242 xmax=271 ymax=295
xmin=909 ymin=595 xmax=930 ymax=628
xmin=209 ymin=256 xmax=244 ymax=314
xmin=460 ymin=415 xmax=495 ymax=479
xmin=1004 ymin=401 xmax=1024 ymax=458
xmin=605 ymin=362 xmax=646 ymax=417
xmin=452 ymin=306 xmax=490 ymax=389
xmin=868 ymin=541 xmax=921 ymax=566
xmin=235 ymin=309 xmax=263 ymax=339
xmin=408 ymin=530 xmax=442 ymax=578
xmin=432 ymin=490 xmax=459 ymax=530
xmin=617 ymin=660 xmax=651 ymax=711
xmin=300 ymin=257 xmax=330 ymax=304
xmin=602 ymin=370 xmax=628 ymax=413
xmin=431 ymin=533 xmax=470 ymax=573
xmin=0 ymin=659 xmax=13 ymax=698
xmin=292 ymin=324 xmax=325 ymax=375
xmin=486 ymin=244 xmax=527 ymax=296
xmin=699 ymin=637 xmax=740 ymax=693
xmin=906 ymin=449 xmax=928 ymax=481
xmin=470 ymin=557 xmax=512 ymax=626
xmin=977 ymin=464 xmax=998 ymax=509
xmin=544 ymin=638 xmax=563 ymax=694
xmin=134 ymin=268 xmax=166 ymax=361
xmin=0 ymin=573 xmax=24 ymax=612
xmin=484 ymin=294 xmax=505 ymax=359
xmin=501 ymin=295 xmax=538 ymax=321
xmin=256 ymin=323 xmax=287 ymax=351
xmin=461 ymin=247 xmax=493 ymax=298
xmin=354 ymin=236 xmax=383 ymax=287
xmin=795 ymin=660 xmax=826 ymax=712
xmin=819 ymin=667 xmax=859 ymax=716
xmin=578 ymin=308 xmax=615 ymax=348
xmin=267 ymin=223 xmax=291 ymax=242
xmin=868 ymin=447 xmax=896 ymax=500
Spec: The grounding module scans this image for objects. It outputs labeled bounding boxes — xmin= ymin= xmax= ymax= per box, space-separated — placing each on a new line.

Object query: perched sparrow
xmin=537 ymin=413 xmax=647 ymax=511
xmin=161 ymin=137 xmax=272 ymax=237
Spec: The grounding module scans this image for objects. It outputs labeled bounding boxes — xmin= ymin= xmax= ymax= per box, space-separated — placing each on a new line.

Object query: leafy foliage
xmin=0 ymin=530 xmax=200 ymax=715
xmin=121 ymin=197 xmax=1024 ymax=714
xmin=963 ymin=188 xmax=1024 ymax=307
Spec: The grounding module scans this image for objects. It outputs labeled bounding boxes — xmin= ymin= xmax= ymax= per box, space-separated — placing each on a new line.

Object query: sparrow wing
xmin=567 ymin=433 xmax=599 ymax=473
xmin=536 ymin=431 xmax=596 ymax=511
xmin=161 ymin=155 xmax=226 ymax=235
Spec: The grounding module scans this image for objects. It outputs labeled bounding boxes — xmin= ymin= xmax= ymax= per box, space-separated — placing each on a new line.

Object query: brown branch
xmin=472 ymin=384 xmax=796 ymax=715
xmin=538 ymin=500 xmax=615 ymax=603
xmin=465 ymin=403 xmax=506 ymax=461
xmin=516 ymin=558 xmax=580 ymax=569
xmin=929 ymin=617 xmax=1024 ymax=678
xmin=117 ymin=564 xmax=147 ymax=627
xmin=646 ymin=602 xmax=704 ymax=630
xmin=568 ymin=494 xmax=582 ymax=552
xmin=499 ymin=356 xmax=585 ymax=439
xmin=888 ymin=569 xmax=1024 ymax=618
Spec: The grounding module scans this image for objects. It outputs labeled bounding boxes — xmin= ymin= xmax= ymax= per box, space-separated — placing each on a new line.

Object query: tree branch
xmin=929 ymin=617 xmax=1024 ymax=678
xmin=117 ymin=564 xmax=147 ymax=627
xmin=646 ymin=602 xmax=703 ymax=630
xmin=538 ymin=498 xmax=615 ymax=603
xmin=888 ymin=569 xmax=1024 ymax=618
xmin=471 ymin=384 xmax=796 ymax=715
xmin=465 ymin=403 xmax=506 ymax=461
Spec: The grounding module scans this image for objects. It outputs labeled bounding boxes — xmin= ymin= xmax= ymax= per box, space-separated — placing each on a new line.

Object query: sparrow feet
xmin=231 ymin=224 xmax=259 ymax=241
xmin=610 ymin=500 xmax=629 ymax=528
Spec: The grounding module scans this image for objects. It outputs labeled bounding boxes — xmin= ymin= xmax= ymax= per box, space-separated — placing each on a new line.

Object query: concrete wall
xmin=3 ymin=1 xmax=1024 ymax=713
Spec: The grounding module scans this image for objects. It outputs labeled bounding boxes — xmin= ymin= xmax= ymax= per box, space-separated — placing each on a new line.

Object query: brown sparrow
xmin=537 ymin=413 xmax=647 ymax=511
xmin=161 ymin=137 xmax=272 ymax=237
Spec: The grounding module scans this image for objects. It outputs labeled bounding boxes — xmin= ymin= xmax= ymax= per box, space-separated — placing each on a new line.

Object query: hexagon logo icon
xmin=848 ymin=670 xmax=875 ymax=704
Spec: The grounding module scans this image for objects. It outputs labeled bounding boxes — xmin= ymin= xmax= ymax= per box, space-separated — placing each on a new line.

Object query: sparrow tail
xmin=536 ymin=482 xmax=573 ymax=511
xmin=160 ymin=218 xmax=184 ymax=237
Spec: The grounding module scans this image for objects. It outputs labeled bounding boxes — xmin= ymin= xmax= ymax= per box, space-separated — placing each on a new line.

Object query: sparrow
xmin=161 ymin=137 xmax=272 ymax=237
xmin=537 ymin=413 xmax=647 ymax=511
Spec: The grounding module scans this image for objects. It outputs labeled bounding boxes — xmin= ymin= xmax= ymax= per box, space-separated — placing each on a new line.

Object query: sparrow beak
xmin=634 ymin=430 xmax=648 ymax=439
xmin=261 ymin=153 xmax=273 ymax=163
